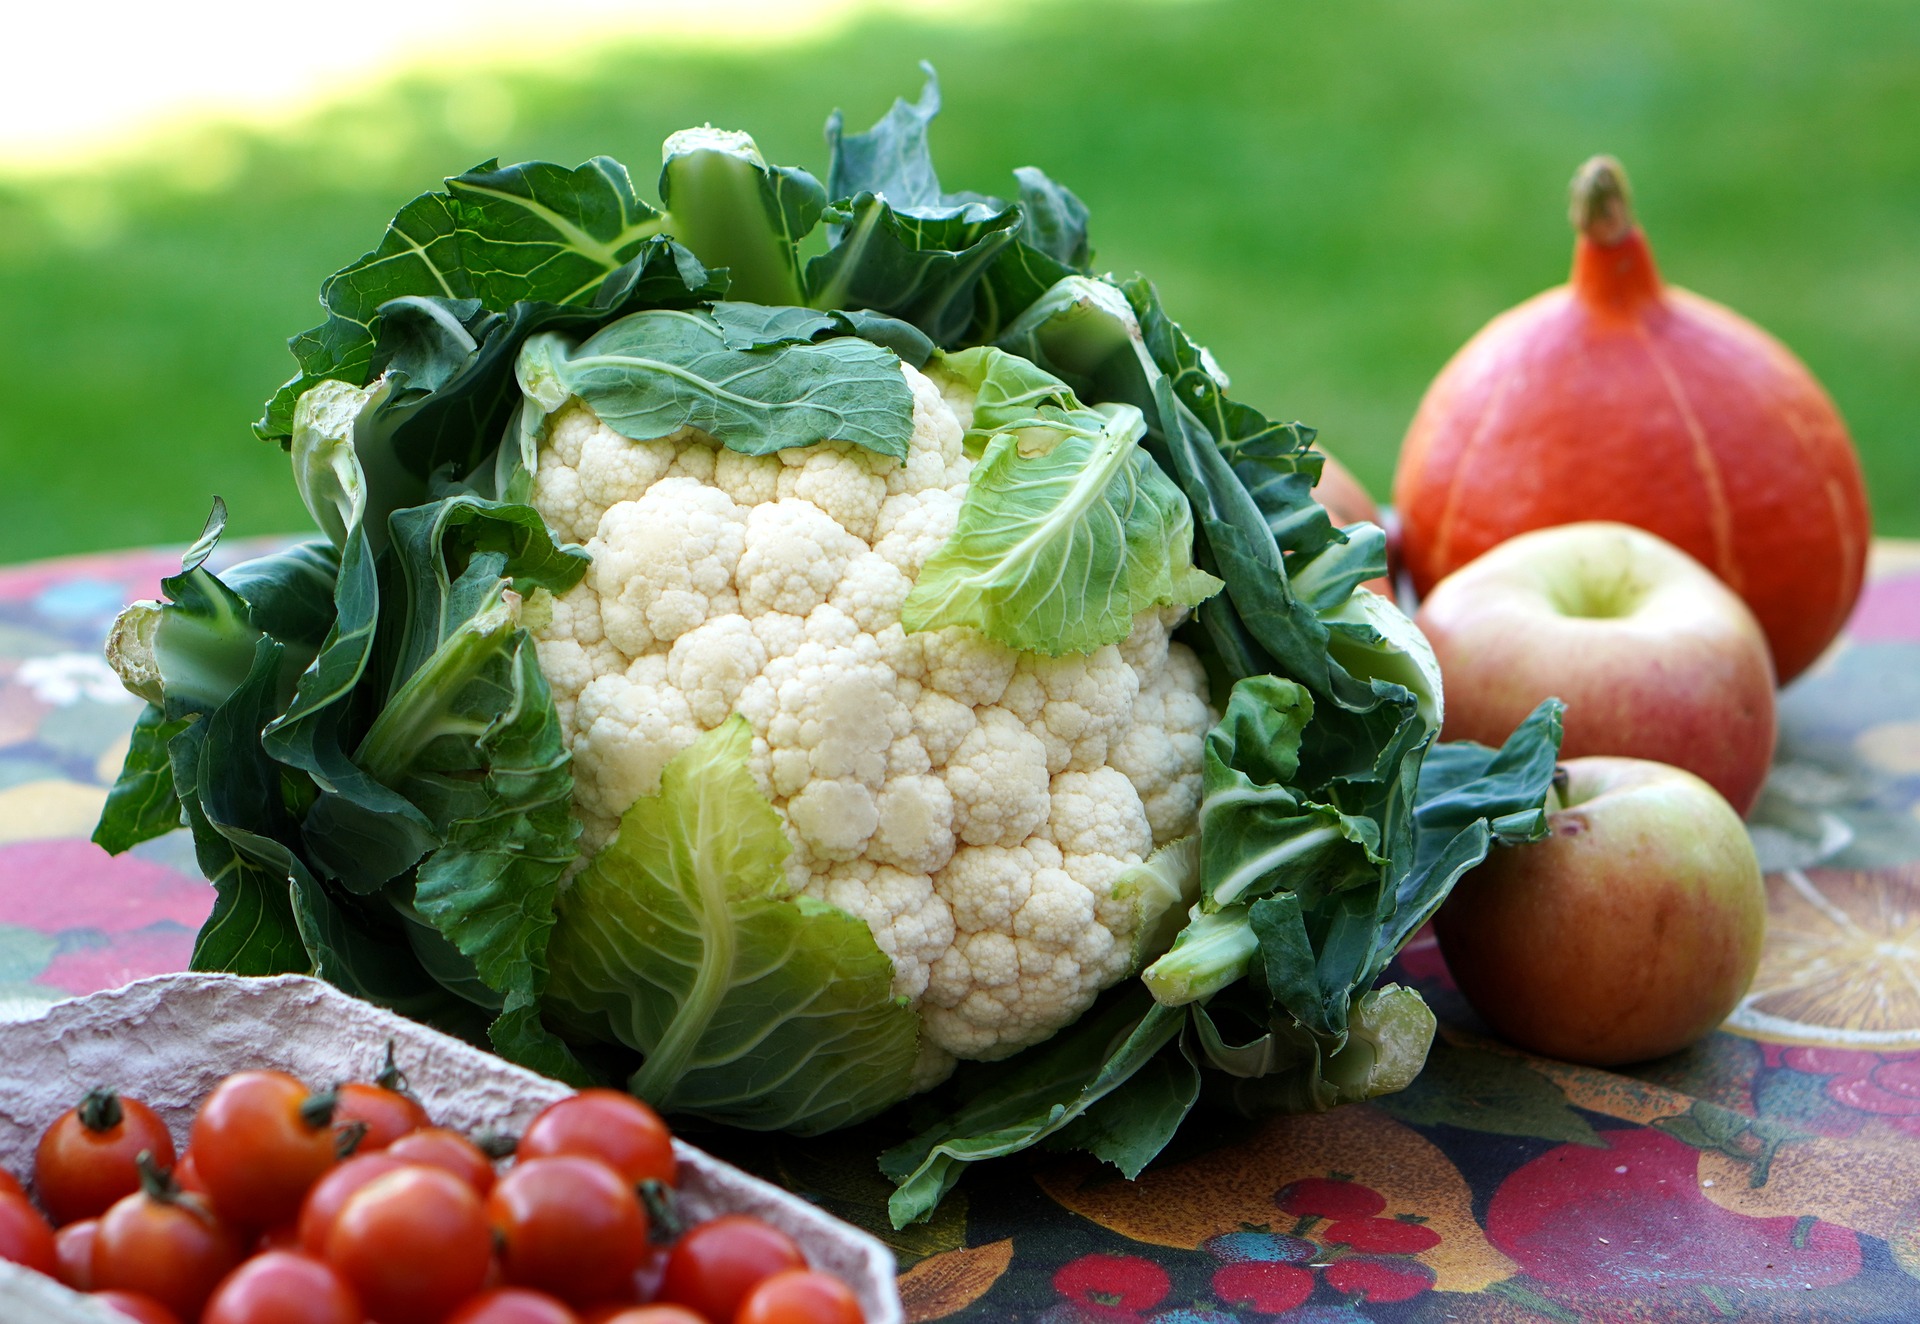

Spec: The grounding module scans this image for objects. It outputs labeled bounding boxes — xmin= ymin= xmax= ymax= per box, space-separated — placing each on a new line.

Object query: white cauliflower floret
xmin=570 ymin=666 xmax=699 ymax=841
xmin=805 ymin=860 xmax=955 ymax=1003
xmin=943 ymin=706 xmax=1052 ymax=847
xmin=737 ymin=499 xmax=862 ymax=617
xmin=776 ymin=444 xmax=890 ymax=541
xmin=530 ymin=359 xmax=1216 ymax=1064
xmin=1008 ymin=646 xmax=1142 ymax=775
xmin=590 ymin=479 xmax=747 ymax=655
xmin=1111 ymin=641 xmax=1214 ymax=844
xmin=873 ymin=490 xmax=963 ymax=579
xmin=665 ymin=615 xmax=766 ymax=729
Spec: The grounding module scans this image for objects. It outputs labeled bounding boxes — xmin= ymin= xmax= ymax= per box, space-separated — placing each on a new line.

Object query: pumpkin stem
xmin=1568 ymin=155 xmax=1661 ymax=309
xmin=1570 ymin=156 xmax=1636 ymax=246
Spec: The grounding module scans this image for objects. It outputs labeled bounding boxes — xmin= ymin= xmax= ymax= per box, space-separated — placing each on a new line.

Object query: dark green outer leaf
xmin=826 ymin=63 xmax=957 ymax=215
xmin=1375 ymin=1040 xmax=1602 ymax=1147
xmin=881 ymin=990 xmax=1185 ymax=1227
xmin=807 ymin=195 xmax=1020 ymax=348
xmin=1011 ymin=166 xmax=1091 ymax=270
xmin=836 ymin=310 xmax=936 ymax=367
xmin=705 ymin=303 xmax=936 ymax=367
xmin=1044 ymin=1035 xmax=1200 ymax=1179
xmin=221 ymin=542 xmax=341 ymax=649
xmin=260 ymin=157 xmax=668 ymax=440
xmin=174 ymin=646 xmax=308 ymax=978
xmin=352 ymin=241 xmax=725 ymax=511
xmin=969 ymin=241 xmax=1075 ymax=345
xmin=1376 ymin=698 xmax=1567 ymax=965
xmin=539 ymin=310 xmax=914 ymax=461
xmin=93 ymin=704 xmax=189 ymax=855
xmin=408 ymin=627 xmax=588 ymax=1082
xmin=291 ymin=500 xmax=585 ymax=894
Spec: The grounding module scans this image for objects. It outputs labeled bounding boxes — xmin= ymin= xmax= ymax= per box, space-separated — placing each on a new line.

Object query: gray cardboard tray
xmin=0 ymin=973 xmax=902 ymax=1323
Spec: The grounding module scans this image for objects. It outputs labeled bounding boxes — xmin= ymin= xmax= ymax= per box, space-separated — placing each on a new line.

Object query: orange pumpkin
xmin=1392 ymin=157 xmax=1870 ymax=683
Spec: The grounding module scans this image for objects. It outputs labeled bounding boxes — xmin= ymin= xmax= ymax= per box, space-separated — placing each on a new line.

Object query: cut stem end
xmin=1570 ymin=156 xmax=1636 ymax=246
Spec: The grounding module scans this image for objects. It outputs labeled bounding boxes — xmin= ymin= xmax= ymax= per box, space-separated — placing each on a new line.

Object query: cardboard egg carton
xmin=0 ymin=973 xmax=902 ymax=1323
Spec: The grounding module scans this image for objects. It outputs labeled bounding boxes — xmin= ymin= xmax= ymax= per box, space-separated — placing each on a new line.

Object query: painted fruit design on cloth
xmin=1322 ymin=1255 xmax=1436 ymax=1304
xmin=1198 ymin=1176 xmax=1444 ymax=1312
xmin=1275 ymin=1176 xmax=1386 ymax=1222
xmin=1209 ymin=1260 xmax=1314 ymax=1314
xmin=1199 ymin=1230 xmax=1316 ymax=1264
xmin=1488 ymin=1127 xmax=1862 ymax=1294
xmin=1050 ymin=1253 xmax=1172 ymax=1320
xmin=1727 ymin=865 xmax=1920 ymax=1051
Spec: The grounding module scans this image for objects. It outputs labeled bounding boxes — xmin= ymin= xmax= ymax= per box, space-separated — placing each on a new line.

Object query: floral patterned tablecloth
xmin=3 ymin=540 xmax=1918 ymax=1323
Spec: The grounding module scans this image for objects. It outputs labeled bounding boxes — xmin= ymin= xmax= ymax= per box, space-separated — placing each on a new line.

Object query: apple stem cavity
xmin=1548 ymin=566 xmax=1646 ymax=621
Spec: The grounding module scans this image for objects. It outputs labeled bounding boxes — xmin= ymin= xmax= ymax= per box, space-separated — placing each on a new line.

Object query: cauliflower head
xmin=530 ymin=358 xmax=1214 ymax=1071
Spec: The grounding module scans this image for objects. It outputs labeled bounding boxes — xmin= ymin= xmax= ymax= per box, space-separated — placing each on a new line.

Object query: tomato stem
xmin=373 ymin=1038 xmax=413 ymax=1097
xmin=135 ymin=1150 xmax=181 ymax=1204
xmin=299 ymin=1090 xmax=340 ymax=1132
xmin=76 ymin=1087 xmax=123 ymax=1134
xmin=475 ymin=1131 xmax=519 ymax=1161
xmin=639 ymin=1178 xmax=684 ymax=1245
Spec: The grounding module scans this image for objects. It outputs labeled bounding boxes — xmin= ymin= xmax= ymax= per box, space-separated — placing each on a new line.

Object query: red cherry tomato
xmin=333 ymin=1080 xmax=430 ymax=1155
xmin=293 ymin=1153 xmax=405 ymax=1257
xmin=488 ymin=1156 xmax=649 ymax=1306
xmin=202 ymin=1250 xmax=363 ymax=1324
xmin=326 ymin=1165 xmax=491 ymax=1324
xmin=88 ymin=1290 xmax=182 ymax=1324
xmin=658 ymin=1215 xmax=806 ymax=1324
xmin=171 ymin=1151 xmax=209 ymax=1198
xmin=190 ymin=1071 xmax=338 ymax=1227
xmin=737 ymin=1270 xmax=864 ymax=1324
xmin=0 ymin=1191 xmax=58 ymax=1276
xmin=256 ymin=1222 xmax=302 ymax=1254
xmin=446 ymin=1287 xmax=583 ymax=1324
xmin=0 ymin=1168 xmax=25 ymax=1201
xmin=55 ymin=1217 xmax=98 ymax=1289
xmin=519 ymin=1090 xmax=677 ymax=1187
xmin=387 ymin=1127 xmax=497 ymax=1194
xmin=583 ymin=1308 xmax=708 ymax=1324
xmin=34 ymin=1089 xmax=177 ymax=1225
xmin=92 ymin=1183 xmax=243 ymax=1321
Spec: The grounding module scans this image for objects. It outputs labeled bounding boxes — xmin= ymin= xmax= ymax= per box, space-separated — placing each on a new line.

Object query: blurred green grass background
xmin=0 ymin=0 xmax=1915 ymax=563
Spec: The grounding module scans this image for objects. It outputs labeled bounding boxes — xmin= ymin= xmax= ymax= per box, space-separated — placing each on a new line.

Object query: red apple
xmin=1414 ymin=521 xmax=1776 ymax=814
xmin=1434 ymin=755 xmax=1765 ymax=1065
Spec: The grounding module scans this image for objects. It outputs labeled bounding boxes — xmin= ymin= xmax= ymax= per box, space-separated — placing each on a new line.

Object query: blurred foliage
xmin=0 ymin=0 xmax=1915 ymax=562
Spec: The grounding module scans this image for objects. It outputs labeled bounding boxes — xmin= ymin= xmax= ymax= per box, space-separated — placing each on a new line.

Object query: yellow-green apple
xmin=1413 ymin=521 xmax=1776 ymax=814
xmin=1434 ymin=755 xmax=1765 ymax=1065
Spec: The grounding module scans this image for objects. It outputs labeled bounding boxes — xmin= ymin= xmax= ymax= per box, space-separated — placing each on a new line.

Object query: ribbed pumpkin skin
xmin=1393 ymin=229 xmax=1870 ymax=684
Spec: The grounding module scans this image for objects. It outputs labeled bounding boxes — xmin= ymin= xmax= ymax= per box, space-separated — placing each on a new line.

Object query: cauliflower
xmin=532 ymin=359 xmax=1213 ymax=1070
xmin=103 ymin=75 xmax=1555 ymax=1216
